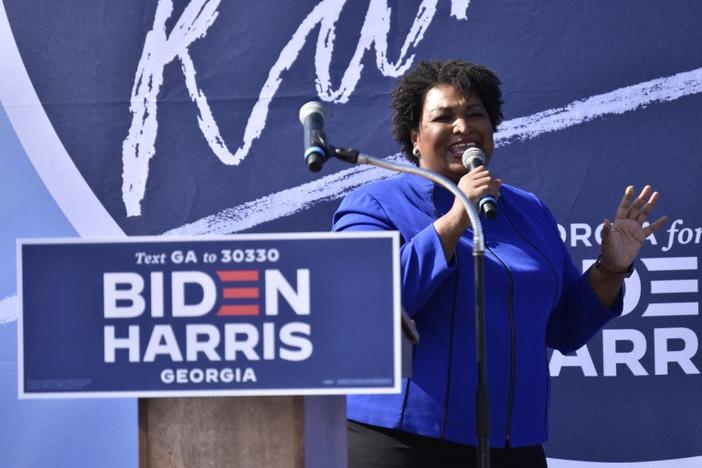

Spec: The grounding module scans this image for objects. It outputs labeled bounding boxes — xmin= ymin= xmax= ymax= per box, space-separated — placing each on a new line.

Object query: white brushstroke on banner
xmin=496 ymin=67 xmax=702 ymax=145
xmin=123 ymin=0 xmax=224 ymax=216
xmin=165 ymin=67 xmax=702 ymax=235
xmin=165 ymin=154 xmax=407 ymax=235
xmin=450 ymin=0 xmax=470 ymax=20
xmin=0 ymin=295 xmax=17 ymax=324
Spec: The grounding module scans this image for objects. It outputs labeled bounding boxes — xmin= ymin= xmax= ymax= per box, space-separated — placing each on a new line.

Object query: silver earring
xmin=412 ymin=148 xmax=420 ymax=159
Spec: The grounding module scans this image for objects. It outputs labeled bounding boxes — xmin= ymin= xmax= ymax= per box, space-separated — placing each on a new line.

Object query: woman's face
xmin=411 ymin=84 xmax=495 ymax=182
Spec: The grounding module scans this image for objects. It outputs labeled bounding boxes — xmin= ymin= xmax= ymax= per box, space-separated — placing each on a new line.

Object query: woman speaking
xmin=332 ymin=60 xmax=667 ymax=467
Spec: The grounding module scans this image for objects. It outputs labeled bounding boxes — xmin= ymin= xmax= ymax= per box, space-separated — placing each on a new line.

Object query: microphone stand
xmin=330 ymin=147 xmax=491 ymax=468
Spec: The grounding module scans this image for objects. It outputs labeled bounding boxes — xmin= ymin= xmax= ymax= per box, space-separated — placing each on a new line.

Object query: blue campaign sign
xmin=18 ymin=232 xmax=400 ymax=398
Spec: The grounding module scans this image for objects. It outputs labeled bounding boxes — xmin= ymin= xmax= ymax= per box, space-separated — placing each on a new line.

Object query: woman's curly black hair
xmin=391 ymin=59 xmax=503 ymax=164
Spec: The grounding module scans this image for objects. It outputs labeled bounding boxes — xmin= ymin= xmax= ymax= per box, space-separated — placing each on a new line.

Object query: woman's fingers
xmin=615 ymin=185 xmax=635 ymax=219
xmin=611 ymin=185 xmax=667 ymax=237
xmin=628 ymin=185 xmax=653 ymax=217
xmin=643 ymin=215 xmax=669 ymax=237
xmin=635 ymin=191 xmax=660 ymax=223
xmin=601 ymin=217 xmax=612 ymax=242
xmin=616 ymin=185 xmax=661 ymax=221
xmin=459 ymin=168 xmax=501 ymax=204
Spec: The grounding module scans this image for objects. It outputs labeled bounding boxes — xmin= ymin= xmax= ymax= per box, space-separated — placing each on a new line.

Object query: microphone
xmin=462 ymin=147 xmax=497 ymax=219
xmin=298 ymin=101 xmax=329 ymax=172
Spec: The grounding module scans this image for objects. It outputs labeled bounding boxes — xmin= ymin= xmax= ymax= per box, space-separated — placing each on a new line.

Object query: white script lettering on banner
xmin=121 ymin=0 xmax=472 ymax=216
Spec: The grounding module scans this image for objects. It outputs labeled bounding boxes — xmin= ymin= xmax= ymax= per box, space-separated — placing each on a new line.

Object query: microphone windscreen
xmin=299 ymin=101 xmax=325 ymax=124
xmin=461 ymin=146 xmax=486 ymax=169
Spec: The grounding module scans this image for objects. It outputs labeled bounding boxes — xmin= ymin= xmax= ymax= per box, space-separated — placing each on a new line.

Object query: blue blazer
xmin=332 ymin=173 xmax=621 ymax=447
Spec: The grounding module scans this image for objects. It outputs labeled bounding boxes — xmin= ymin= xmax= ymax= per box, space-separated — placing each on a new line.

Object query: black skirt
xmin=348 ymin=421 xmax=547 ymax=468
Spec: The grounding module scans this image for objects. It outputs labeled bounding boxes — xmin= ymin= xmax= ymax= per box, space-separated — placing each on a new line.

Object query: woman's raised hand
xmin=600 ymin=185 xmax=668 ymax=273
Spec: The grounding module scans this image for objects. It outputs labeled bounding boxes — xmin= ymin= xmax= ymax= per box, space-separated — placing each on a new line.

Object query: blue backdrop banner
xmin=1 ymin=0 xmax=701 ymax=466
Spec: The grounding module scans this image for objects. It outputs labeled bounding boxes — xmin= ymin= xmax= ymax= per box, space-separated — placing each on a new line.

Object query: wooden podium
xmin=139 ymin=395 xmax=346 ymax=468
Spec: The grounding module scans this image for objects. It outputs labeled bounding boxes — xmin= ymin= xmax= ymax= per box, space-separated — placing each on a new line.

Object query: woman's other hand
xmin=590 ymin=185 xmax=668 ymax=308
xmin=456 ymin=165 xmax=502 ymax=208
xmin=600 ymin=185 xmax=668 ymax=271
